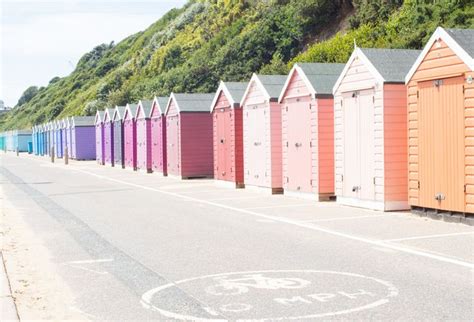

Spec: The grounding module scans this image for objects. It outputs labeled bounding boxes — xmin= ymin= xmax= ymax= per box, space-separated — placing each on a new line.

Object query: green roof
xmin=297 ymin=63 xmax=345 ymax=95
xmin=173 ymin=93 xmax=215 ymax=112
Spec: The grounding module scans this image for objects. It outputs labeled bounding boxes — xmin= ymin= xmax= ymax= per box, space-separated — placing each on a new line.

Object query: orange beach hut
xmin=405 ymin=27 xmax=474 ymax=214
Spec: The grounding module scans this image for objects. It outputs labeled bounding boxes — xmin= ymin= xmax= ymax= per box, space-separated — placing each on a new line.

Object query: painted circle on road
xmin=141 ymin=270 xmax=398 ymax=321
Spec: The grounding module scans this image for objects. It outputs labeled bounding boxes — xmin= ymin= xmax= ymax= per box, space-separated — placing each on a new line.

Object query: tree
xmin=17 ymin=86 xmax=39 ymax=106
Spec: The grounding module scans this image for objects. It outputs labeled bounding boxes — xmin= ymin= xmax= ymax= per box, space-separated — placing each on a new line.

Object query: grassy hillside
xmin=1 ymin=0 xmax=473 ymax=130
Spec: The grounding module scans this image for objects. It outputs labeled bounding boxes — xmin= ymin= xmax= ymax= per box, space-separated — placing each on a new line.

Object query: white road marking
xmin=301 ymin=214 xmax=391 ymax=223
xmin=141 ymin=270 xmax=399 ymax=321
xmin=18 ymin=158 xmax=474 ymax=270
xmin=208 ymin=196 xmax=266 ymax=201
xmin=383 ymin=231 xmax=474 ymax=242
xmin=65 ymin=258 xmax=114 ymax=264
xmin=244 ymin=203 xmax=315 ymax=210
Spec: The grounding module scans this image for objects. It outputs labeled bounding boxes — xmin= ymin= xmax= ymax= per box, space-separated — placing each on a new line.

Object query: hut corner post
xmin=51 ymin=146 xmax=55 ymax=163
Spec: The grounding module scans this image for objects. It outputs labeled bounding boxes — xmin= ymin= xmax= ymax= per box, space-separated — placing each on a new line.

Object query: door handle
xmin=295 ymin=142 xmax=302 ymax=148
xmin=352 ymin=186 xmax=361 ymax=192
xmin=434 ymin=193 xmax=445 ymax=201
xmin=254 ymin=142 xmax=261 ymax=146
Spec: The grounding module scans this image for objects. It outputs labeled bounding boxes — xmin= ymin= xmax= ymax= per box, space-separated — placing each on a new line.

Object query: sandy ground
xmin=1 ymin=197 xmax=87 ymax=321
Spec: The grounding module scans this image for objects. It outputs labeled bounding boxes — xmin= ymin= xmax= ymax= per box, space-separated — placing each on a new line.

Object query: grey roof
xmin=173 ymin=93 xmax=215 ymax=112
xmin=445 ymin=28 xmax=474 ymax=58
xmin=127 ymin=103 xmax=138 ymax=116
xmin=71 ymin=116 xmax=95 ymax=127
xmin=152 ymin=97 xmax=169 ymax=115
xmin=298 ymin=63 xmax=345 ymax=95
xmin=105 ymin=108 xmax=115 ymax=121
xmin=96 ymin=110 xmax=105 ymax=123
xmin=224 ymin=82 xmax=248 ymax=103
xmin=256 ymin=75 xmax=287 ymax=98
xmin=113 ymin=106 xmax=126 ymax=121
xmin=360 ymin=48 xmax=421 ymax=82
xmin=139 ymin=100 xmax=153 ymax=117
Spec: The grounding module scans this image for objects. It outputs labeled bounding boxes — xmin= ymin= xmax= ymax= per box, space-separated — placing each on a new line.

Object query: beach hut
xmin=65 ymin=117 xmax=72 ymax=158
xmin=48 ymin=122 xmax=54 ymax=155
xmin=123 ymin=103 xmax=138 ymax=170
xmin=38 ymin=124 xmax=45 ymax=156
xmin=0 ymin=132 xmax=5 ymax=151
xmin=103 ymin=108 xmax=115 ymax=166
xmin=55 ymin=120 xmax=63 ymax=158
xmin=150 ymin=97 xmax=168 ymax=175
xmin=95 ymin=110 xmax=105 ymax=165
xmin=112 ymin=106 xmax=126 ymax=168
xmin=61 ymin=119 xmax=68 ymax=158
xmin=70 ymin=116 xmax=96 ymax=160
xmin=165 ymin=93 xmax=214 ymax=178
xmin=405 ymin=27 xmax=474 ymax=214
xmin=241 ymin=74 xmax=287 ymax=193
xmin=333 ymin=47 xmax=420 ymax=211
xmin=210 ymin=81 xmax=248 ymax=188
xmin=136 ymin=100 xmax=153 ymax=173
xmin=32 ymin=126 xmax=37 ymax=155
xmin=279 ymin=63 xmax=345 ymax=200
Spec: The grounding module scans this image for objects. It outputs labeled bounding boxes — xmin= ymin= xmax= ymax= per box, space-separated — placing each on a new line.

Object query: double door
xmin=285 ymin=99 xmax=313 ymax=193
xmin=215 ymin=108 xmax=233 ymax=181
xmin=342 ymin=89 xmax=376 ymax=201
xmin=167 ymin=115 xmax=180 ymax=175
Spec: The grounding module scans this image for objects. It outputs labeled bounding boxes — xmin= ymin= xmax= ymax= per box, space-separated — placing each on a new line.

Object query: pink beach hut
xmin=165 ymin=93 xmax=214 ymax=178
xmin=136 ymin=100 xmax=153 ymax=173
xmin=210 ymin=81 xmax=248 ymax=188
xmin=103 ymin=108 xmax=115 ymax=166
xmin=123 ymin=103 xmax=138 ymax=170
xmin=150 ymin=96 xmax=169 ymax=175
xmin=95 ymin=110 xmax=105 ymax=165
xmin=279 ymin=63 xmax=344 ymax=200
xmin=332 ymin=47 xmax=420 ymax=211
xmin=241 ymin=74 xmax=287 ymax=193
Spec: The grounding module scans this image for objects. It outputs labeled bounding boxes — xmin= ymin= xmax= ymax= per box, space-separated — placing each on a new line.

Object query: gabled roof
xmin=95 ymin=110 xmax=105 ymax=124
xmin=104 ymin=108 xmax=115 ymax=122
xmin=150 ymin=96 xmax=169 ymax=117
xmin=71 ymin=116 xmax=95 ymax=127
xmin=210 ymin=81 xmax=248 ymax=112
xmin=279 ymin=63 xmax=345 ymax=102
xmin=241 ymin=74 xmax=287 ymax=104
xmin=65 ymin=117 xmax=71 ymax=128
xmin=406 ymin=27 xmax=474 ymax=83
xmin=124 ymin=103 xmax=138 ymax=120
xmin=333 ymin=47 xmax=420 ymax=93
xmin=136 ymin=100 xmax=153 ymax=119
xmin=165 ymin=93 xmax=215 ymax=115
xmin=112 ymin=106 xmax=126 ymax=121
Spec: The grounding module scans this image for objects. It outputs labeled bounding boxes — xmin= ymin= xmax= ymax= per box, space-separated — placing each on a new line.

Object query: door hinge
xmin=463 ymin=86 xmax=465 ymax=94
xmin=372 ymin=96 xmax=375 ymax=103
xmin=286 ymin=177 xmax=289 ymax=183
xmin=286 ymin=141 xmax=289 ymax=147
xmin=373 ymin=177 xmax=376 ymax=185
xmin=464 ymin=184 xmax=467 ymax=193
xmin=309 ymin=141 xmax=312 ymax=148
xmin=341 ymin=175 xmax=343 ymax=182
xmin=418 ymin=181 xmax=420 ymax=189
xmin=285 ymin=106 xmax=288 ymax=112
xmin=416 ymin=91 xmax=419 ymax=99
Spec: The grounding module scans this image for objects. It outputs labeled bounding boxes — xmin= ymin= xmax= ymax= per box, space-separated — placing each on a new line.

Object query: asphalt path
xmin=1 ymin=153 xmax=473 ymax=320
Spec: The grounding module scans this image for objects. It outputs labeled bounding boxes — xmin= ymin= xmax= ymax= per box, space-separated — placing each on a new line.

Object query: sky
xmin=0 ymin=0 xmax=187 ymax=107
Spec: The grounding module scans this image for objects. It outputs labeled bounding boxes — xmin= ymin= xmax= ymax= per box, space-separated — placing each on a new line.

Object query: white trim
xmin=283 ymin=190 xmax=319 ymax=201
xmin=112 ymin=105 xmax=124 ymax=122
xmin=124 ymin=103 xmax=137 ymax=121
xmin=333 ymin=47 xmax=385 ymax=95
xmin=210 ymin=81 xmax=238 ymax=112
xmin=150 ymin=96 xmax=164 ymax=117
xmin=278 ymin=64 xmax=317 ymax=103
xmin=405 ymin=27 xmax=474 ymax=84
xmin=164 ymin=93 xmax=180 ymax=116
xmin=136 ymin=100 xmax=149 ymax=120
xmin=337 ymin=197 xmax=409 ymax=212
xmin=94 ymin=110 xmax=104 ymax=124
xmin=240 ymin=74 xmax=271 ymax=106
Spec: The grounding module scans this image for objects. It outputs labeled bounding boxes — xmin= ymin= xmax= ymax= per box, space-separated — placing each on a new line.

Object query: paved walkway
xmin=0 ymin=253 xmax=19 ymax=322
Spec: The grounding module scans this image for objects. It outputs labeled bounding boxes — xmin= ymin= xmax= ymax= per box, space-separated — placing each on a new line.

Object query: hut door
xmin=418 ymin=76 xmax=465 ymax=212
xmin=167 ymin=115 xmax=180 ymax=175
xmin=286 ymin=100 xmax=312 ymax=193
xmin=342 ymin=89 xmax=375 ymax=200
xmin=216 ymin=110 xmax=227 ymax=180
xmin=245 ymin=106 xmax=266 ymax=186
